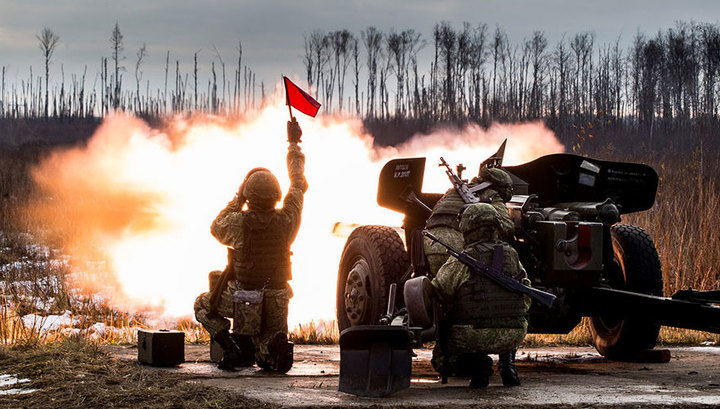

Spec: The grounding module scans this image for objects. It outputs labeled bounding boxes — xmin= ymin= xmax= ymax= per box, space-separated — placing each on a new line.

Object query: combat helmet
xmin=478 ymin=166 xmax=513 ymax=202
xmin=242 ymin=168 xmax=281 ymax=210
xmin=459 ymin=202 xmax=500 ymax=243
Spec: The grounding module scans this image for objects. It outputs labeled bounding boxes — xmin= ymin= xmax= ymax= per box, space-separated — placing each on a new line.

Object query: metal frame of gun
xmin=423 ymin=230 xmax=557 ymax=308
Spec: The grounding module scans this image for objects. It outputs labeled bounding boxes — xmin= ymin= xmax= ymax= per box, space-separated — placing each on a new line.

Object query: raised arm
xmin=281 ymin=118 xmax=308 ymax=242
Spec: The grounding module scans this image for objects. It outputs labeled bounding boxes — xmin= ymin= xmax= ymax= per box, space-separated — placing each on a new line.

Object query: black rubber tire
xmin=336 ymin=225 xmax=409 ymax=332
xmin=590 ymin=224 xmax=664 ymax=359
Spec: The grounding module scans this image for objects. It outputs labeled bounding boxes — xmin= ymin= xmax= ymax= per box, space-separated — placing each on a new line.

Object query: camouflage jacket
xmin=211 ymin=143 xmax=307 ymax=254
xmin=430 ymin=241 xmax=530 ymax=355
xmin=431 ymin=241 xmax=531 ymax=328
xmin=426 ymin=186 xmax=514 ymax=241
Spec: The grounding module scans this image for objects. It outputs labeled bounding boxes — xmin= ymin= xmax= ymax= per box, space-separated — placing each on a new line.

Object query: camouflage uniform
xmin=430 ymin=202 xmax=530 ymax=386
xmin=194 ymin=122 xmax=307 ymax=371
xmin=424 ymin=166 xmax=515 ymax=277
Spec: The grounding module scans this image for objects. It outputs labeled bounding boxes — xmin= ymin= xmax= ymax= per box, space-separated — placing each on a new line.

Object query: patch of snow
xmin=17 ymin=233 xmax=34 ymax=242
xmin=49 ymin=259 xmax=69 ymax=269
xmin=683 ymin=346 xmax=720 ymax=354
xmin=90 ymin=322 xmax=108 ymax=337
xmin=0 ymin=374 xmax=29 ymax=388
xmin=0 ymin=261 xmax=27 ymax=273
xmin=86 ymin=323 xmax=141 ymax=340
xmin=60 ymin=328 xmax=81 ymax=337
xmin=0 ymin=374 xmax=37 ymax=395
xmin=0 ymin=388 xmax=39 ymax=395
xmin=33 ymin=297 xmax=55 ymax=311
xmin=21 ymin=311 xmax=78 ymax=332
xmin=24 ymin=244 xmax=50 ymax=259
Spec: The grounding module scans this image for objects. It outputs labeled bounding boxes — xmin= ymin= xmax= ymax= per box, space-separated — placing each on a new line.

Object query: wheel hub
xmin=344 ymin=259 xmax=371 ymax=326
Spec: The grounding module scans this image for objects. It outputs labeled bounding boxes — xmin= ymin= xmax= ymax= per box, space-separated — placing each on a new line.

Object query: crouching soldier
xmin=430 ymin=202 xmax=531 ymax=388
xmin=423 ymin=165 xmax=515 ymax=277
xmin=194 ymin=118 xmax=308 ymax=373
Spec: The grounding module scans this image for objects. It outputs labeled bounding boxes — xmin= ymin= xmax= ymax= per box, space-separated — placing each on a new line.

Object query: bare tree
xmin=163 ymin=50 xmax=170 ymax=110
xmin=700 ymin=23 xmax=720 ymax=118
xmin=330 ymin=30 xmax=353 ymax=113
xmin=351 ymin=37 xmax=360 ymax=115
xmin=468 ymin=23 xmax=488 ymax=119
xmin=134 ymin=43 xmax=147 ymax=113
xmin=37 ymin=27 xmax=60 ymax=118
xmin=611 ymin=37 xmax=624 ymax=121
xmin=630 ymin=31 xmax=646 ymax=121
xmin=193 ymin=50 xmax=200 ymax=110
xmin=213 ymin=44 xmax=227 ymax=114
xmin=665 ymin=22 xmax=698 ymax=123
xmin=571 ymin=32 xmax=594 ymax=115
xmin=110 ymin=22 xmax=124 ymax=110
xmin=553 ymin=35 xmax=571 ymax=125
xmin=528 ymin=31 xmax=548 ymax=118
xmin=491 ymin=26 xmax=508 ymax=117
xmin=236 ymin=41 xmax=242 ymax=114
xmin=308 ymin=31 xmax=329 ymax=98
xmin=435 ymin=21 xmax=457 ymax=119
xmin=595 ymin=44 xmax=612 ymax=119
xmin=362 ymin=27 xmax=383 ymax=118
xmin=640 ymin=36 xmax=665 ymax=143
xmin=303 ymin=35 xmax=315 ymax=91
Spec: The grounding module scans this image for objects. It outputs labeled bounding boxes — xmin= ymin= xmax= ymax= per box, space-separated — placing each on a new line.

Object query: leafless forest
xmin=2 ymin=21 xmax=720 ymax=152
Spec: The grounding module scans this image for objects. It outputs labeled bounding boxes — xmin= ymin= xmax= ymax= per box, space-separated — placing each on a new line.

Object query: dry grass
xmin=523 ymin=318 xmax=594 ymax=347
xmin=0 ymin=337 xmax=273 ymax=408
xmin=289 ymin=320 xmax=339 ymax=344
xmin=624 ymin=150 xmax=720 ymax=295
xmin=657 ymin=326 xmax=720 ymax=346
xmin=523 ymin=318 xmax=720 ymax=348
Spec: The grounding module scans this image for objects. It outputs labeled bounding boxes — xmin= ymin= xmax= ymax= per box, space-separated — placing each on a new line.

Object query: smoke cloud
xmin=28 ymin=104 xmax=564 ymax=326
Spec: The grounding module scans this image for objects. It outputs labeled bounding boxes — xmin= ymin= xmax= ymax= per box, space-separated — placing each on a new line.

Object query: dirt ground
xmin=105 ymin=344 xmax=720 ymax=408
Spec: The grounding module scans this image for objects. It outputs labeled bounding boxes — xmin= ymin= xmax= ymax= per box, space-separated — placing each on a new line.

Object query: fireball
xmin=29 ymin=96 xmax=563 ymax=328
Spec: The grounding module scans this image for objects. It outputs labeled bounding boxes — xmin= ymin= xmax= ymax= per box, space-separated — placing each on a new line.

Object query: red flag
xmin=284 ymin=76 xmax=321 ymax=117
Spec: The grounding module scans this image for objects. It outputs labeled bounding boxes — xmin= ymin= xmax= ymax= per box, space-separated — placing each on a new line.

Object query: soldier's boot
xmin=498 ymin=350 xmax=520 ymax=387
xmin=268 ymin=332 xmax=294 ymax=374
xmin=230 ymin=332 xmax=256 ymax=367
xmin=213 ymin=329 xmax=242 ymax=371
xmin=469 ymin=354 xmax=494 ymax=389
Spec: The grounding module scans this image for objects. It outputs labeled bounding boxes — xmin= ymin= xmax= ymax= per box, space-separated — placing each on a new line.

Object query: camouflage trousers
xmin=431 ymin=324 xmax=527 ymax=375
xmin=424 ymin=226 xmax=464 ymax=278
xmin=194 ymin=280 xmax=293 ymax=368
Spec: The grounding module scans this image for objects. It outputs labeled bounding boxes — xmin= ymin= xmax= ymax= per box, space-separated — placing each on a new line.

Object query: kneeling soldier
xmin=430 ymin=202 xmax=531 ymax=387
xmin=194 ymin=118 xmax=308 ymax=373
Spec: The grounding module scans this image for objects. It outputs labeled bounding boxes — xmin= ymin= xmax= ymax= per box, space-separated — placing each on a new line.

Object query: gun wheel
xmin=336 ymin=225 xmax=409 ymax=332
xmin=590 ymin=224 xmax=663 ymax=359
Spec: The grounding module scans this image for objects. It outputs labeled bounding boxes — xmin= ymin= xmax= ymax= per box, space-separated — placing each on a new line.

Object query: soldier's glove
xmin=287 ymin=117 xmax=302 ymax=143
xmin=227 ymin=193 xmax=245 ymax=212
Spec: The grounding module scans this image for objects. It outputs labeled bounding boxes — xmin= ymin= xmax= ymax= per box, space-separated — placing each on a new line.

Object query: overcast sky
xmin=2 ymin=0 xmax=719 ymax=95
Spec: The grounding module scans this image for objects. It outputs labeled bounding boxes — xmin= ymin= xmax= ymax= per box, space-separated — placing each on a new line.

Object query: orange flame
xmin=29 ymin=100 xmax=563 ymax=328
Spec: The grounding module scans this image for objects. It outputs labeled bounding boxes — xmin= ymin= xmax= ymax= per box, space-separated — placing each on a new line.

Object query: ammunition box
xmin=137 ymin=329 xmax=185 ymax=366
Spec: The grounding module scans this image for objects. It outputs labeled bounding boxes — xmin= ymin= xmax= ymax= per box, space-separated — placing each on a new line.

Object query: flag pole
xmin=282 ymin=75 xmax=293 ymax=120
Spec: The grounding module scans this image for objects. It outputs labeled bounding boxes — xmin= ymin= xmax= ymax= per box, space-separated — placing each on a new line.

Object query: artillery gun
xmin=336 ymin=144 xmax=720 ymax=396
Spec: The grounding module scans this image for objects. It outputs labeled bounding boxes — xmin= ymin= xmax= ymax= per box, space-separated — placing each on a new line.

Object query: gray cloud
xmin=1 ymin=0 xmax=719 ymax=95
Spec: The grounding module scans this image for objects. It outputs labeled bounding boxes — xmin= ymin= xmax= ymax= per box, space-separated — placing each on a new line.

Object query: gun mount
xmin=338 ymin=149 xmax=720 ymax=363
